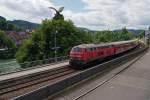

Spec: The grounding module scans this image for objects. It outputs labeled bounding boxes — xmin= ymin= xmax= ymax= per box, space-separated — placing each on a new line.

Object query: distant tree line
xmin=94 ymin=28 xmax=135 ymax=43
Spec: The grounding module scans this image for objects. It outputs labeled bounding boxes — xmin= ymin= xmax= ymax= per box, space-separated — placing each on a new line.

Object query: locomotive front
xmin=69 ymin=46 xmax=87 ymax=67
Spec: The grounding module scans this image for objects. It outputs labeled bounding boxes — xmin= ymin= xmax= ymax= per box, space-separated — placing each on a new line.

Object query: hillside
xmin=8 ymin=20 xmax=40 ymax=30
xmin=0 ymin=16 xmax=6 ymax=20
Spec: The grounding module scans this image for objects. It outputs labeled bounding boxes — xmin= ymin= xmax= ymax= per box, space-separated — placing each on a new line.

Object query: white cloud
xmin=64 ymin=0 xmax=150 ymax=30
xmin=0 ymin=0 xmax=150 ymax=30
xmin=0 ymin=0 xmax=54 ymax=23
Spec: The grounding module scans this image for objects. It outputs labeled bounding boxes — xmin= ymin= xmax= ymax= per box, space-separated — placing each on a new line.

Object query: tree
xmin=0 ymin=30 xmax=17 ymax=59
xmin=120 ymin=27 xmax=134 ymax=40
xmin=0 ymin=18 xmax=7 ymax=30
xmin=137 ymin=30 xmax=145 ymax=38
xmin=16 ymin=19 xmax=90 ymax=64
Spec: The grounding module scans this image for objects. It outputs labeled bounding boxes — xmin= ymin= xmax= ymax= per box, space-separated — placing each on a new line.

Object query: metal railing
xmin=0 ymin=56 xmax=69 ymax=75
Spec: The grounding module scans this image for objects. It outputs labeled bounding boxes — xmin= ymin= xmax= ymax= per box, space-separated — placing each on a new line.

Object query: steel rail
xmin=0 ymin=66 xmax=77 ymax=99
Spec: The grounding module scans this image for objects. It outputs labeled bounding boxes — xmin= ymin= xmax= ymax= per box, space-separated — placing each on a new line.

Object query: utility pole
xmin=54 ymin=30 xmax=57 ymax=62
xmin=48 ymin=6 xmax=64 ymax=62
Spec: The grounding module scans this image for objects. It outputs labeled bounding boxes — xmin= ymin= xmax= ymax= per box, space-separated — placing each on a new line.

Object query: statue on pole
xmin=49 ymin=7 xmax=64 ymax=20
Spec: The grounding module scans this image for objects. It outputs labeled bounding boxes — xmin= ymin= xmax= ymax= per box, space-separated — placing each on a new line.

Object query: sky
xmin=0 ymin=0 xmax=150 ymax=30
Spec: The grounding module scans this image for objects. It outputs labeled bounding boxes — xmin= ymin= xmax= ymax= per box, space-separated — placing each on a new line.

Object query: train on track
xmin=69 ymin=39 xmax=140 ymax=69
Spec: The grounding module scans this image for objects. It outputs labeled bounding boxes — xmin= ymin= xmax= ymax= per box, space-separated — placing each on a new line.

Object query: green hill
xmin=8 ymin=20 xmax=40 ymax=30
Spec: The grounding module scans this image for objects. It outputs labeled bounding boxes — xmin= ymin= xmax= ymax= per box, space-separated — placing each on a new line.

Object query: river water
xmin=0 ymin=59 xmax=21 ymax=74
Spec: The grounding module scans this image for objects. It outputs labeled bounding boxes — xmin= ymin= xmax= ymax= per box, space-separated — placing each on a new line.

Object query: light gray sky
xmin=0 ymin=0 xmax=150 ymax=30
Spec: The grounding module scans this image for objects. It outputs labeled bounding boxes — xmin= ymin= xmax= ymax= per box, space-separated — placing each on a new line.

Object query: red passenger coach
xmin=69 ymin=39 xmax=139 ymax=68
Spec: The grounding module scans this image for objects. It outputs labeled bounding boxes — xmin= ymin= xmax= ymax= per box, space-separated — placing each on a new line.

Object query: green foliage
xmin=0 ymin=18 xmax=7 ymax=30
xmin=94 ymin=28 xmax=135 ymax=43
xmin=0 ymin=30 xmax=16 ymax=49
xmin=119 ymin=27 xmax=135 ymax=40
xmin=16 ymin=19 xmax=91 ymax=63
xmin=137 ymin=30 xmax=145 ymax=38
xmin=0 ymin=16 xmax=22 ymax=31
xmin=0 ymin=30 xmax=17 ymax=59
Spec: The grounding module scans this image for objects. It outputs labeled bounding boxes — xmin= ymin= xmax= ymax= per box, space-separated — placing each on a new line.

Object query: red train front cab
xmin=69 ymin=46 xmax=87 ymax=66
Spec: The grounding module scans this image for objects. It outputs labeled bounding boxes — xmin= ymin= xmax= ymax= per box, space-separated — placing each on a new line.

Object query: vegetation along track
xmin=0 ymin=66 xmax=77 ymax=99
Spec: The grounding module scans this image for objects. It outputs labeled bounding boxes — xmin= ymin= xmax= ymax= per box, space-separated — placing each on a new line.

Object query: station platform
xmin=51 ymin=50 xmax=150 ymax=100
xmin=0 ymin=61 xmax=69 ymax=82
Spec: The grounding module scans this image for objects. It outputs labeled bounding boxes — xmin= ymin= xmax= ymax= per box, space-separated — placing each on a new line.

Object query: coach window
xmin=93 ymin=48 xmax=95 ymax=51
xmin=90 ymin=48 xmax=92 ymax=51
xmin=87 ymin=48 xmax=91 ymax=52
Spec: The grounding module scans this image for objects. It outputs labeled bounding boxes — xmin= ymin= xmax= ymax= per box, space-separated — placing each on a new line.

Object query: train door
xmin=103 ymin=47 xmax=106 ymax=57
xmin=115 ymin=45 xmax=121 ymax=54
xmin=106 ymin=46 xmax=111 ymax=56
xmin=97 ymin=47 xmax=102 ymax=58
xmin=90 ymin=48 xmax=94 ymax=59
xmin=82 ymin=48 xmax=87 ymax=61
xmin=93 ymin=47 xmax=97 ymax=58
xmin=86 ymin=48 xmax=92 ymax=61
xmin=109 ymin=45 xmax=113 ymax=55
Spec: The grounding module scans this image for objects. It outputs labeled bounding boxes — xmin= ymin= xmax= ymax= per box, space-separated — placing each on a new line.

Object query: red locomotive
xmin=69 ymin=40 xmax=139 ymax=68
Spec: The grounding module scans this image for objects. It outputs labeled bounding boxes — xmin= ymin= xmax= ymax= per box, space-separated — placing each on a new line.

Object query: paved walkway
xmin=79 ymin=50 xmax=150 ymax=100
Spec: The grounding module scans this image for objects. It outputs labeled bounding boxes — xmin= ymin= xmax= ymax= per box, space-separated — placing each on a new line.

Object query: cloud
xmin=0 ymin=0 xmax=150 ymax=30
xmin=0 ymin=0 xmax=54 ymax=23
xmin=64 ymin=0 xmax=150 ymax=30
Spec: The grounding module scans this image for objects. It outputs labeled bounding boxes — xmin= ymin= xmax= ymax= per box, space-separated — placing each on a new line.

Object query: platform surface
xmin=51 ymin=50 xmax=150 ymax=100
xmin=0 ymin=61 xmax=69 ymax=81
xmin=78 ymin=50 xmax=150 ymax=100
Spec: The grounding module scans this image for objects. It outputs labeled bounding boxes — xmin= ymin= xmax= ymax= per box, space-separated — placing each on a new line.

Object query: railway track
xmin=0 ymin=66 xmax=77 ymax=99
